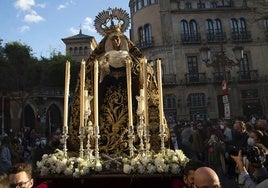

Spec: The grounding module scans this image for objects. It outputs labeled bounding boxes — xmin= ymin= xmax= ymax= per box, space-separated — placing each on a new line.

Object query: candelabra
xmin=78 ymin=126 xmax=85 ymax=158
xmin=62 ymin=125 xmax=69 ymax=157
xmin=128 ymin=125 xmax=135 ymax=157
xmin=137 ymin=114 xmax=145 ymax=152
xmin=94 ymin=124 xmax=100 ymax=160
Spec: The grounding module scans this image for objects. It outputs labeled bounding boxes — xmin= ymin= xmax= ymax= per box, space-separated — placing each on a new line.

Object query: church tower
xmin=62 ymin=29 xmax=97 ymax=62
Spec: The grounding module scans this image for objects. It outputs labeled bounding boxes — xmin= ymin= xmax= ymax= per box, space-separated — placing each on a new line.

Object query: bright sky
xmin=0 ymin=0 xmax=129 ymax=59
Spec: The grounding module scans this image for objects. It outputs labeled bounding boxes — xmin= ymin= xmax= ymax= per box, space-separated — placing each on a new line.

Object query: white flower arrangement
xmin=122 ymin=149 xmax=189 ymax=175
xmin=36 ymin=149 xmax=189 ymax=177
xmin=36 ymin=149 xmax=102 ymax=178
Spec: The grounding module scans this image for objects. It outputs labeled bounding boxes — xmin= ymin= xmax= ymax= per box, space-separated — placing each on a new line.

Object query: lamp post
xmin=200 ymin=44 xmax=243 ymax=119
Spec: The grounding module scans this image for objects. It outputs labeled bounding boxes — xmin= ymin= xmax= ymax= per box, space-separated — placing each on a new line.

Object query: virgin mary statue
xmin=68 ymin=8 xmax=169 ymax=157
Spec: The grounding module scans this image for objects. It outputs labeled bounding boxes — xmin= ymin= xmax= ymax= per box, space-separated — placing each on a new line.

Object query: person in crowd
xmin=9 ymin=137 xmax=24 ymax=164
xmin=0 ymin=136 xmax=12 ymax=174
xmin=191 ymin=121 xmax=205 ymax=161
xmin=226 ymin=120 xmax=249 ymax=177
xmin=0 ymin=173 xmax=9 ymax=188
xmin=172 ymin=159 xmax=205 ymax=188
xmin=8 ymin=163 xmax=34 ymax=188
xmin=170 ymin=131 xmax=179 ymax=150
xmin=231 ymin=146 xmax=268 ymax=188
xmin=181 ymin=123 xmax=195 ymax=159
xmin=255 ymin=119 xmax=268 ymax=147
xmin=207 ymin=133 xmax=226 ymax=173
xmin=232 ymin=120 xmax=249 ymax=148
xmin=220 ymin=120 xmax=232 ymax=143
xmin=194 ymin=166 xmax=221 ymax=188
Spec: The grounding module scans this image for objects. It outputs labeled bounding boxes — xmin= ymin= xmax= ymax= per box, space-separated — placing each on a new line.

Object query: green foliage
xmin=0 ymin=40 xmax=80 ymax=93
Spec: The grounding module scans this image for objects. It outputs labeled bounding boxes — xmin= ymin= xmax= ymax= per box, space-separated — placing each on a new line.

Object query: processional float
xmin=62 ymin=8 xmax=170 ymax=165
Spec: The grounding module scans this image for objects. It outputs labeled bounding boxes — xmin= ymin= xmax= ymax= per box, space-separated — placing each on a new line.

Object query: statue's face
xmin=111 ymin=35 xmax=121 ymax=49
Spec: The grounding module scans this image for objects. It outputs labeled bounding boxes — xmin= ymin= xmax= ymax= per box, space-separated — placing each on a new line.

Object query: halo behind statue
xmin=94 ymin=8 xmax=130 ymax=36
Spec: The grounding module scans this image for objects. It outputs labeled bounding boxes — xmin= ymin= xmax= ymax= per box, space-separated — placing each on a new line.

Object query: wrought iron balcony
xmin=237 ymin=70 xmax=258 ymax=82
xmin=207 ymin=31 xmax=227 ymax=43
xmin=185 ymin=73 xmax=207 ymax=85
xmin=231 ymin=31 xmax=252 ymax=43
xmin=181 ymin=33 xmax=201 ymax=44
xmin=135 ymin=37 xmax=154 ymax=49
xmin=162 ymin=74 xmax=177 ymax=86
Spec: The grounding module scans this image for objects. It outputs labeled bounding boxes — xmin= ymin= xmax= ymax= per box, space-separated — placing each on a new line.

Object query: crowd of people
xmin=1 ymin=115 xmax=268 ymax=187
xmin=170 ymin=115 xmax=268 ymax=187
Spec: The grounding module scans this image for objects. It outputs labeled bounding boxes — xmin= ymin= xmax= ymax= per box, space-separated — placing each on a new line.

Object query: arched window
xmin=215 ymin=19 xmax=222 ymax=33
xmin=144 ymin=24 xmax=152 ymax=43
xmin=74 ymin=47 xmax=78 ymax=55
xmin=231 ymin=18 xmax=239 ymax=33
xmin=79 ymin=47 xmax=83 ymax=55
xmin=138 ymin=27 xmax=143 ymax=43
xmin=84 ymin=46 xmax=88 ymax=55
xmin=206 ymin=19 xmax=214 ymax=34
xmin=69 ymin=47 xmax=73 ymax=55
xmin=189 ymin=20 xmax=198 ymax=40
xmin=180 ymin=20 xmax=189 ymax=35
xmin=239 ymin=18 xmax=247 ymax=32
xmin=164 ymin=94 xmax=176 ymax=109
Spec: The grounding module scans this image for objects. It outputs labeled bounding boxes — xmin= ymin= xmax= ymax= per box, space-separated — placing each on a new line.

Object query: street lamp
xmin=200 ymin=45 xmax=243 ymax=81
xmin=199 ymin=44 xmax=244 ymax=119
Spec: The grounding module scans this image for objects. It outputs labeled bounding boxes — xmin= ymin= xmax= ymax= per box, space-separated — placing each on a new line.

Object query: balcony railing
xmin=207 ymin=31 xmax=227 ymax=43
xmin=237 ymin=70 xmax=258 ymax=82
xmin=163 ymin=74 xmax=177 ymax=86
xmin=32 ymin=87 xmax=65 ymax=97
xmin=135 ymin=37 xmax=154 ymax=49
xmin=185 ymin=73 xmax=207 ymax=84
xmin=181 ymin=33 xmax=201 ymax=44
xmin=231 ymin=31 xmax=252 ymax=43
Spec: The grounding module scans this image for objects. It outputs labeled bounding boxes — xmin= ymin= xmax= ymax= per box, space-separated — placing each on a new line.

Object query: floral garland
xmin=36 ymin=149 xmax=189 ymax=177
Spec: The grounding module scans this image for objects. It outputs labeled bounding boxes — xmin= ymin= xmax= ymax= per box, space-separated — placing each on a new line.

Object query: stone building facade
xmin=129 ymin=0 xmax=268 ymax=122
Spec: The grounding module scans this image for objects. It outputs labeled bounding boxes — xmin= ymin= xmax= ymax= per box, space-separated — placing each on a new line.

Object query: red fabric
xmin=172 ymin=178 xmax=187 ymax=188
xmin=35 ymin=181 xmax=49 ymax=188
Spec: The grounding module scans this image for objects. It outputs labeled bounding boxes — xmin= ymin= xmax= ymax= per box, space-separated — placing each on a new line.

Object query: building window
xmin=181 ymin=20 xmax=189 ymax=35
xmin=144 ymin=24 xmax=152 ymax=43
xmin=164 ymin=94 xmax=176 ymax=109
xmin=138 ymin=27 xmax=143 ymax=44
xmin=84 ymin=46 xmax=88 ymax=55
xmin=69 ymin=47 xmax=73 ymax=55
xmin=137 ymin=0 xmax=143 ymax=10
xmin=143 ymin=0 xmax=148 ymax=6
xmin=149 ymin=0 xmax=156 ymax=4
xmin=74 ymin=47 xmax=78 ymax=55
xmin=187 ymin=56 xmax=199 ymax=82
xmin=79 ymin=46 xmax=83 ymax=55
xmin=185 ymin=2 xmax=192 ymax=9
xmin=188 ymin=93 xmax=207 ymax=121
xmin=206 ymin=19 xmax=224 ymax=42
xmin=197 ymin=1 xmax=205 ymax=8
xmin=264 ymin=19 xmax=268 ymax=32
xmin=211 ymin=1 xmax=217 ymax=8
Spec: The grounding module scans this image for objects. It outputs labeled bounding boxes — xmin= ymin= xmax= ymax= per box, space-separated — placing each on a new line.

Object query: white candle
xmin=63 ymin=61 xmax=70 ymax=128
xmin=126 ymin=58 xmax=133 ymax=126
xmin=157 ymin=59 xmax=164 ymax=126
xmin=80 ymin=60 xmax=86 ymax=127
xmin=143 ymin=59 xmax=148 ymax=126
xmin=94 ymin=60 xmax=99 ymax=131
